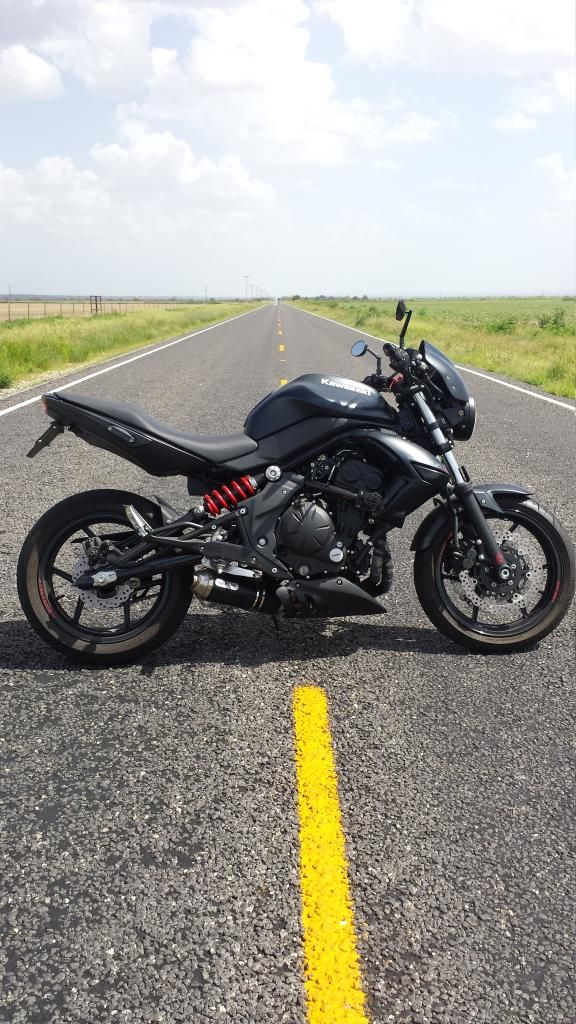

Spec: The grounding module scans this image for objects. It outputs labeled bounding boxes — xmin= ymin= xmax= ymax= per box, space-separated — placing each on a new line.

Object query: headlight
xmin=453 ymin=396 xmax=476 ymax=441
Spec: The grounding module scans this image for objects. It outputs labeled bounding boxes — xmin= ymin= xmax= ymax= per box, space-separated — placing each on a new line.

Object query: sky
xmin=0 ymin=0 xmax=574 ymax=298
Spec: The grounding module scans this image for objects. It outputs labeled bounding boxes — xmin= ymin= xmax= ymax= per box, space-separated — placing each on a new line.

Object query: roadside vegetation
xmin=0 ymin=303 xmax=261 ymax=390
xmin=290 ymin=297 xmax=575 ymax=399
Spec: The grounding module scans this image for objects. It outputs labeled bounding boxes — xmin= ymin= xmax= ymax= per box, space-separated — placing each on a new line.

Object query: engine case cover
xmin=332 ymin=457 xmax=384 ymax=493
xmin=278 ymin=501 xmax=336 ymax=557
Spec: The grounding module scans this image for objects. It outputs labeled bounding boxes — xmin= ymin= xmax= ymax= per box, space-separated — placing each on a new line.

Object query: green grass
xmin=290 ymin=297 xmax=576 ymax=399
xmin=0 ymin=303 xmax=262 ymax=389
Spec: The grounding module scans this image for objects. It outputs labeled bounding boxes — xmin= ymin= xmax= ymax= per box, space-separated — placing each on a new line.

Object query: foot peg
xmin=124 ymin=505 xmax=152 ymax=537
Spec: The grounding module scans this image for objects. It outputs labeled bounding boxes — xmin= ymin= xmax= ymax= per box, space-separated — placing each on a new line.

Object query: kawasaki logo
xmin=320 ymin=378 xmax=372 ymax=396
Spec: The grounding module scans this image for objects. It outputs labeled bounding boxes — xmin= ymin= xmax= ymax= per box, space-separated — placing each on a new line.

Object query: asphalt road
xmin=1 ymin=302 xmax=575 ymax=1024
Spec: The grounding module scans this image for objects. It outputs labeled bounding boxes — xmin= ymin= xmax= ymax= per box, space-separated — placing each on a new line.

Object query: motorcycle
xmin=18 ymin=300 xmax=574 ymax=664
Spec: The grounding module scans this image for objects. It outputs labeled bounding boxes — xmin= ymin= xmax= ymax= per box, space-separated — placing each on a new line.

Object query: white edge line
xmin=291 ymin=304 xmax=575 ymax=412
xmin=0 ymin=305 xmax=267 ymax=419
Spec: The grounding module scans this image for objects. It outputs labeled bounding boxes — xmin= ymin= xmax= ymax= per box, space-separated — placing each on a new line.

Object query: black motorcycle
xmin=18 ymin=301 xmax=574 ymax=663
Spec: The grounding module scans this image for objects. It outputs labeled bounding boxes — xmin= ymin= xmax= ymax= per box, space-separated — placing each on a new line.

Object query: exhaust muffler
xmin=191 ymin=566 xmax=280 ymax=613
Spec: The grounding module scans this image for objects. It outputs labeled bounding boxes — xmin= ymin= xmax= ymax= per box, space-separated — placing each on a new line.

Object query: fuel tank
xmin=244 ymin=374 xmax=398 ymax=441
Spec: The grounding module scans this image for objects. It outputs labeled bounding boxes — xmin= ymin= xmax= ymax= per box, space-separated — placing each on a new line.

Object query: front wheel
xmin=414 ymin=497 xmax=575 ymax=653
xmin=17 ymin=489 xmax=192 ymax=665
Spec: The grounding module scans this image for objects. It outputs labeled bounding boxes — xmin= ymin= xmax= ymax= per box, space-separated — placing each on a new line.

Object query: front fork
xmin=412 ymin=390 xmax=511 ymax=579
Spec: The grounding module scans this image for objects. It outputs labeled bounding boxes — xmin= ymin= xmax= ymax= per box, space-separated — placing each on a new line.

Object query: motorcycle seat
xmin=55 ymin=392 xmax=259 ymax=462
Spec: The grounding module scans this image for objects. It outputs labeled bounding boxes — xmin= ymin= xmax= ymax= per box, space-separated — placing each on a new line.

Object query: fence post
xmin=27 ymin=303 xmax=30 ymax=320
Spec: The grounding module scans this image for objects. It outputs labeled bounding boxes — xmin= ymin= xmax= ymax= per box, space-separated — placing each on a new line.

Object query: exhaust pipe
xmin=191 ymin=567 xmax=280 ymax=613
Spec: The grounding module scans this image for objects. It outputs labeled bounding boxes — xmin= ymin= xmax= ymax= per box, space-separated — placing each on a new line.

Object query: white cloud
xmin=495 ymin=112 xmax=537 ymax=133
xmin=0 ymin=44 xmax=63 ymax=100
xmin=553 ymin=67 xmax=576 ymax=101
xmin=317 ymin=0 xmax=575 ymax=72
xmin=323 ymin=208 xmax=395 ymax=246
xmin=535 ymin=154 xmax=576 ymax=202
xmin=0 ymin=0 xmax=456 ymax=167
xmin=0 ymin=0 xmax=572 ymax=295
xmin=0 ymin=157 xmax=107 ymax=227
xmin=495 ymin=65 xmax=575 ymax=131
xmin=92 ymin=120 xmax=276 ymax=211
xmin=429 ymin=178 xmax=483 ymax=192
xmin=121 ymin=0 xmax=456 ymax=167
xmin=38 ymin=0 xmax=156 ymax=96
xmin=0 ymin=0 xmax=84 ymax=47
xmin=397 ymin=200 xmax=451 ymax=229
xmin=0 ymin=122 xmax=277 ymax=239
xmin=319 ymin=0 xmax=575 ymax=137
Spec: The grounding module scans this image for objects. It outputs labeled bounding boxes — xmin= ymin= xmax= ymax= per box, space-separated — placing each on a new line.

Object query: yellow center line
xmin=293 ymin=686 xmax=369 ymax=1024
xmin=280 ymin=378 xmax=288 ymax=385
xmin=279 ymin=343 xmax=285 ymax=352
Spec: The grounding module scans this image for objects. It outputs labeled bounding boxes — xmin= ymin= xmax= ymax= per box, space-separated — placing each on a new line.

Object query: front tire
xmin=414 ymin=497 xmax=575 ymax=653
xmin=17 ymin=489 xmax=192 ymax=665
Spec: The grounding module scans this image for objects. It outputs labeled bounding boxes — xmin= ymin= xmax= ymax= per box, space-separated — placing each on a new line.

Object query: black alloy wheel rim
xmin=38 ymin=513 xmax=170 ymax=645
xmin=435 ymin=507 xmax=561 ymax=638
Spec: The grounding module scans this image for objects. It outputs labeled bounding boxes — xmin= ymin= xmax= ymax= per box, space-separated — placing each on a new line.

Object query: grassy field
xmin=0 ymin=303 xmax=261 ymax=390
xmin=0 ymin=300 xmax=196 ymax=323
xmin=290 ymin=297 xmax=575 ymax=399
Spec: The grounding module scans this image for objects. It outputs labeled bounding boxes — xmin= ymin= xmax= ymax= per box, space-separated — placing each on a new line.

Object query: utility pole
xmin=243 ymin=275 xmax=250 ymax=301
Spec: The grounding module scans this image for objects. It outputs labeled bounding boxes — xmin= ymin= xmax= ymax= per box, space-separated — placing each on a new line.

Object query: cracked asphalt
xmin=1 ymin=302 xmax=575 ymax=1023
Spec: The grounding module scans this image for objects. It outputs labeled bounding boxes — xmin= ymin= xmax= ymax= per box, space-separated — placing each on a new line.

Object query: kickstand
xmin=272 ymin=615 xmax=281 ymax=632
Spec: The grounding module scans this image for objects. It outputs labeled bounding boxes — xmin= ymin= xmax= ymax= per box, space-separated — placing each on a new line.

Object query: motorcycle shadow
xmin=0 ymin=610 xmax=464 ymax=673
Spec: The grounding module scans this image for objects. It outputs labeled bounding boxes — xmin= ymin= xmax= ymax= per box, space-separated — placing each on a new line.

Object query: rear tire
xmin=414 ymin=497 xmax=575 ymax=653
xmin=17 ymin=489 xmax=192 ymax=665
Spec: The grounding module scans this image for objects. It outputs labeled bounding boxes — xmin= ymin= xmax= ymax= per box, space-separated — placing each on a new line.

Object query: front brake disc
xmin=458 ymin=524 xmax=548 ymax=611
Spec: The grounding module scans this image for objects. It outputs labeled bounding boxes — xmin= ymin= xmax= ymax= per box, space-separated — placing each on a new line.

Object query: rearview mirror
xmin=351 ymin=340 xmax=368 ymax=357
xmin=395 ymin=300 xmax=407 ymax=321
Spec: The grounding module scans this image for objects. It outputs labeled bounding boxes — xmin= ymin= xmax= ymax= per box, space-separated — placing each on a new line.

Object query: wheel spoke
xmin=73 ymin=598 xmax=84 ymax=624
xmin=131 ymin=590 xmax=157 ymax=605
xmin=471 ymin=605 xmax=479 ymax=622
xmin=52 ymin=567 xmax=74 ymax=583
xmin=123 ymin=602 xmax=131 ymax=629
xmin=82 ymin=526 xmax=96 ymax=538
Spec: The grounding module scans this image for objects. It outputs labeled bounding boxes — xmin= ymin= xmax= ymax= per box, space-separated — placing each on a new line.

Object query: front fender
xmin=410 ymin=482 xmax=534 ymax=551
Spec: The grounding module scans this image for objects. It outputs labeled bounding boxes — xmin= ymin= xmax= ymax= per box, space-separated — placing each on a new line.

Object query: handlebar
xmin=383 ymin=342 xmax=411 ymax=373
xmin=361 ymin=341 xmax=430 ymax=395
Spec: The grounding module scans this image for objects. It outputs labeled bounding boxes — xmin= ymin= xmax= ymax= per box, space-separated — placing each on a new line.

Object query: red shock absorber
xmin=203 ymin=475 xmax=258 ymax=516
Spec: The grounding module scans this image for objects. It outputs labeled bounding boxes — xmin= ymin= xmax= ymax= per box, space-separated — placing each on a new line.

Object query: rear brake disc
xmin=72 ymin=554 xmax=131 ymax=610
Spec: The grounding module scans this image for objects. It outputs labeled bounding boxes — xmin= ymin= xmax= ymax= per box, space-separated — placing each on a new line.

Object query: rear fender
xmin=42 ymin=393 xmax=209 ymax=477
xmin=410 ymin=483 xmax=534 ymax=551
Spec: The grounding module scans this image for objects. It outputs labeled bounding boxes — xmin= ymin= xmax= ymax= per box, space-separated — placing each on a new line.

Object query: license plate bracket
xmin=27 ymin=421 xmax=65 ymax=458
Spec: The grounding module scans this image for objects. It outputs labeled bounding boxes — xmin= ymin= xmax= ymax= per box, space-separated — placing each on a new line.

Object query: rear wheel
xmin=414 ymin=497 xmax=575 ymax=653
xmin=17 ymin=489 xmax=192 ymax=665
